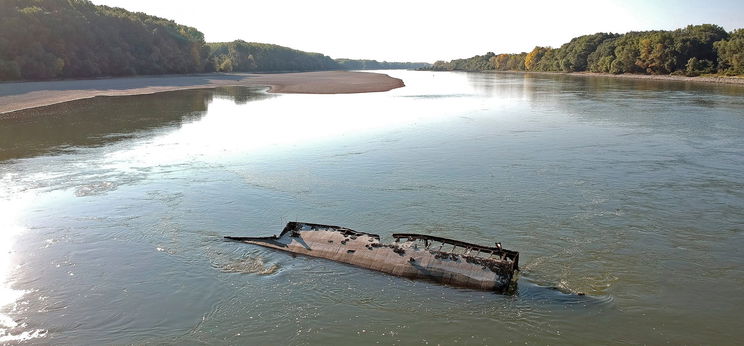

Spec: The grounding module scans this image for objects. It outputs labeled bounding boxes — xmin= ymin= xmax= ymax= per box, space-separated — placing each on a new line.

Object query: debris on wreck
xmin=225 ymin=222 xmax=519 ymax=292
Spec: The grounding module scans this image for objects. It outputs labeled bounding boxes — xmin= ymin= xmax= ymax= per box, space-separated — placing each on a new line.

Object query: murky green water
xmin=1 ymin=71 xmax=743 ymax=344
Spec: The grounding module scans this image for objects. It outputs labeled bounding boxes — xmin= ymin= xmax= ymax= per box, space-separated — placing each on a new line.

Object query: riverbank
xmin=0 ymin=71 xmax=404 ymax=115
xmin=484 ymin=70 xmax=744 ymax=85
xmin=574 ymin=72 xmax=744 ymax=85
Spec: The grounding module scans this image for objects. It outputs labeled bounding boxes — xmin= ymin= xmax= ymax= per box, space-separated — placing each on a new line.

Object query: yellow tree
xmin=489 ymin=54 xmax=510 ymax=70
xmin=525 ymin=47 xmax=549 ymax=71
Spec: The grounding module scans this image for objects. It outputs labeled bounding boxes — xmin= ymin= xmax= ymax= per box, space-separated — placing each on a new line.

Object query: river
xmin=1 ymin=70 xmax=743 ymax=344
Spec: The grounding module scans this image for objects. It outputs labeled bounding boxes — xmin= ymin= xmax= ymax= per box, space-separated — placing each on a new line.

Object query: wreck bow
xmin=225 ymin=222 xmax=519 ymax=292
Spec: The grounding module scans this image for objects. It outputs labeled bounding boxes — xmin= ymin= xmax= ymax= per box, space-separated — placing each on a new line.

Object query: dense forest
xmin=335 ymin=59 xmax=429 ymax=70
xmin=207 ymin=41 xmax=338 ymax=73
xmin=0 ymin=0 xmax=428 ymax=82
xmin=207 ymin=42 xmax=429 ymax=72
xmin=427 ymin=24 xmax=744 ymax=76
xmin=0 ymin=0 xmax=209 ymax=80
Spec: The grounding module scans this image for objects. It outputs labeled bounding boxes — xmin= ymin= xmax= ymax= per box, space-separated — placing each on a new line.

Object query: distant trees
xmin=429 ymin=52 xmax=495 ymax=71
xmin=426 ymin=24 xmax=742 ymax=76
xmin=524 ymin=47 xmax=550 ymax=71
xmin=5 ymin=2 xmax=737 ymax=80
xmin=714 ymin=29 xmax=744 ymax=75
xmin=0 ymin=0 xmax=209 ymax=80
xmin=686 ymin=57 xmax=714 ymax=76
xmin=0 ymin=0 xmax=427 ymax=81
xmin=553 ymin=33 xmax=619 ymax=72
xmin=205 ymin=43 xmax=430 ymax=74
xmin=335 ymin=59 xmax=429 ymax=70
xmin=207 ymin=41 xmax=337 ymax=72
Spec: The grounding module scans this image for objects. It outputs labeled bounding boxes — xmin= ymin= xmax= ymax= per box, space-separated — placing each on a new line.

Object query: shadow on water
xmin=0 ymin=87 xmax=272 ymax=161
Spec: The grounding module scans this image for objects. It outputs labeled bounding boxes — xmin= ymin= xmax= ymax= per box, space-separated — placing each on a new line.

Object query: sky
xmin=91 ymin=0 xmax=744 ymax=63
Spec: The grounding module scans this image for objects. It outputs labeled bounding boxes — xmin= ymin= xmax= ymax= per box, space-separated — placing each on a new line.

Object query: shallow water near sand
xmin=1 ymin=70 xmax=743 ymax=344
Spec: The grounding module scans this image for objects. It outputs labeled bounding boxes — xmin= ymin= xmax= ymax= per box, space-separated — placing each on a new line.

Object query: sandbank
xmin=0 ymin=71 xmax=404 ymax=116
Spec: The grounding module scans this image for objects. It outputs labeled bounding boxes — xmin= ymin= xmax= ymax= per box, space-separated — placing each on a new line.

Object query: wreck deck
xmin=225 ymin=222 xmax=519 ymax=292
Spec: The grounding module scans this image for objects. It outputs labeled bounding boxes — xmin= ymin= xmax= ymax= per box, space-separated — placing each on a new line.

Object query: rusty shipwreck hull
xmin=225 ymin=222 xmax=519 ymax=292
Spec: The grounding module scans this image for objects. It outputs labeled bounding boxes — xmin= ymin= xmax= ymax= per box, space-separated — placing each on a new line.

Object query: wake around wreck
xmin=225 ymin=222 xmax=520 ymax=292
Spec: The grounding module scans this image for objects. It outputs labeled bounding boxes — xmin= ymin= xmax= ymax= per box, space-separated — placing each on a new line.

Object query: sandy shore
xmin=487 ymin=70 xmax=744 ymax=85
xmin=572 ymin=72 xmax=744 ymax=85
xmin=0 ymin=71 xmax=404 ymax=115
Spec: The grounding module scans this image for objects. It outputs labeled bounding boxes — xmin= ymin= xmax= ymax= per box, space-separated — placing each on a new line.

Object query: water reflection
xmin=1 ymin=70 xmax=743 ymax=344
xmin=0 ymin=87 xmax=272 ymax=161
xmin=0 ymin=86 xmax=271 ymax=342
xmin=464 ymin=71 xmax=744 ymax=104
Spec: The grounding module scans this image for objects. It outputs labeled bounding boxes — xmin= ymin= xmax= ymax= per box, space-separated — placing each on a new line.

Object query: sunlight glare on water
xmin=102 ymin=74 xmax=512 ymax=170
xmin=0 ymin=70 xmax=743 ymax=344
xmin=0 ymin=191 xmax=46 ymax=343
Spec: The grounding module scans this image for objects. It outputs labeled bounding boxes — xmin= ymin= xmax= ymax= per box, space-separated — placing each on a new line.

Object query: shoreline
xmin=484 ymin=70 xmax=744 ymax=85
xmin=0 ymin=71 xmax=404 ymax=116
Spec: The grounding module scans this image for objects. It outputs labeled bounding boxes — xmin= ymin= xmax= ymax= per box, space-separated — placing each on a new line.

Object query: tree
xmin=489 ymin=54 xmax=510 ymax=70
xmin=524 ymin=47 xmax=550 ymax=71
xmin=636 ymin=33 xmax=676 ymax=74
xmin=587 ymin=37 xmax=618 ymax=73
xmin=0 ymin=60 xmax=21 ymax=79
xmin=555 ymin=33 xmax=618 ymax=72
xmin=673 ymin=24 xmax=728 ymax=71
xmin=0 ymin=0 xmax=208 ymax=81
xmin=714 ymin=29 xmax=744 ymax=75
xmin=218 ymin=58 xmax=233 ymax=72
xmin=685 ymin=57 xmax=714 ymax=76
xmin=207 ymin=41 xmax=337 ymax=72
xmin=427 ymin=24 xmax=743 ymax=77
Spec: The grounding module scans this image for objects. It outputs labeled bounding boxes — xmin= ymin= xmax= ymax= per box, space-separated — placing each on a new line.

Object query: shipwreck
xmin=225 ymin=222 xmax=520 ymax=292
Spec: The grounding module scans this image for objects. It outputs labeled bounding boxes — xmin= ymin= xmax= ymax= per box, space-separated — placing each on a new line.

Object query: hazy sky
xmin=92 ymin=0 xmax=744 ymax=63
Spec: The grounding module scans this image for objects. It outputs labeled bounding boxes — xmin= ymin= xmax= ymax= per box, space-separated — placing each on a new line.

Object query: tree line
xmin=207 ymin=41 xmax=338 ymax=73
xmin=427 ymin=24 xmax=744 ymax=76
xmin=0 ymin=0 xmax=429 ymax=81
xmin=335 ymin=59 xmax=429 ymax=70
xmin=1 ymin=0 xmax=209 ymax=80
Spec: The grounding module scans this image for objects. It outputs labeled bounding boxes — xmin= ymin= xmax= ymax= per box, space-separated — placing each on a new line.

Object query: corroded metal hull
xmin=226 ymin=222 xmax=519 ymax=292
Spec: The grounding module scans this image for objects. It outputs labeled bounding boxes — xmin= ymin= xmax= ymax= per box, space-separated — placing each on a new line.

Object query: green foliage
xmin=555 ymin=33 xmax=619 ymax=72
xmin=524 ymin=47 xmax=550 ymax=71
xmin=587 ymin=38 xmax=617 ymax=72
xmin=685 ymin=57 xmax=714 ymax=76
xmin=0 ymin=59 xmax=21 ymax=80
xmin=208 ymin=43 xmax=429 ymax=73
xmin=335 ymin=59 xmax=429 ymax=70
xmin=428 ymin=24 xmax=742 ymax=76
xmin=636 ymin=32 xmax=677 ymax=74
xmin=0 ymin=0 xmax=208 ymax=80
xmin=714 ymin=29 xmax=744 ymax=75
xmin=507 ymin=53 xmax=527 ymax=71
xmin=486 ymin=53 xmax=527 ymax=71
xmin=489 ymin=54 xmax=509 ymax=70
xmin=207 ymin=41 xmax=337 ymax=72
xmin=429 ymin=52 xmax=495 ymax=71
xmin=0 ymin=0 xmax=425 ymax=81
xmin=218 ymin=58 xmax=234 ymax=72
xmin=674 ymin=24 xmax=728 ymax=70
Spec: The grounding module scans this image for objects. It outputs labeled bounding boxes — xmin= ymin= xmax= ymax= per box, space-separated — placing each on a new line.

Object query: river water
xmin=1 ymin=70 xmax=743 ymax=344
